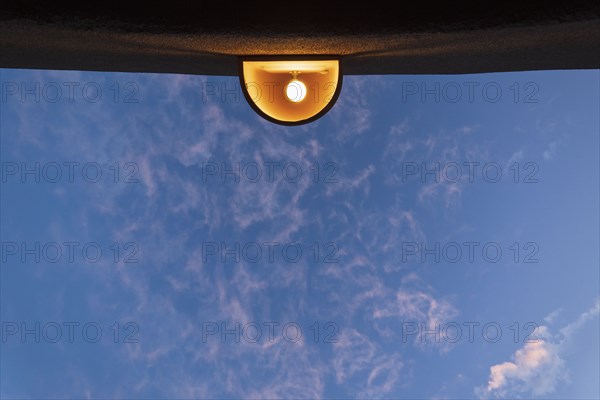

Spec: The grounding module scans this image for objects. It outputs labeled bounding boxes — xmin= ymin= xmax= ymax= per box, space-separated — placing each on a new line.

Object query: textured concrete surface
xmin=1 ymin=1 xmax=599 ymax=75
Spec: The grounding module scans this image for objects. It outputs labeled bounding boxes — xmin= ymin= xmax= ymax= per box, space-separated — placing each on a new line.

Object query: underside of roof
xmin=1 ymin=1 xmax=599 ymax=75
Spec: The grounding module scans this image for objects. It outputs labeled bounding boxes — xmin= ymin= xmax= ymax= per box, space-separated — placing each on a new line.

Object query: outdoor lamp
xmin=239 ymin=57 xmax=342 ymax=125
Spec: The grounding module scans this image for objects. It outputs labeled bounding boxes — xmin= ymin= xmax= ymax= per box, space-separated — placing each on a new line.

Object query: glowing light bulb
xmin=285 ymin=79 xmax=307 ymax=102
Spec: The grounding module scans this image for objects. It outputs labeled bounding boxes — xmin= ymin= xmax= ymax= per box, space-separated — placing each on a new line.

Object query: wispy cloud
xmin=333 ymin=328 xmax=404 ymax=397
xmin=477 ymin=299 xmax=600 ymax=398
xmin=543 ymin=141 xmax=559 ymax=160
xmin=327 ymin=76 xmax=384 ymax=141
xmin=481 ymin=326 xmax=565 ymax=398
xmin=372 ymin=284 xmax=459 ymax=352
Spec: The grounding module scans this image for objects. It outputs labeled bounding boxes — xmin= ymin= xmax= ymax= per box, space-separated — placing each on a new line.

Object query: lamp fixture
xmin=239 ymin=56 xmax=342 ymax=125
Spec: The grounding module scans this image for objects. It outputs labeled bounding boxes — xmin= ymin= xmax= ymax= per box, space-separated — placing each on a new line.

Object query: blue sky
xmin=0 ymin=68 xmax=599 ymax=399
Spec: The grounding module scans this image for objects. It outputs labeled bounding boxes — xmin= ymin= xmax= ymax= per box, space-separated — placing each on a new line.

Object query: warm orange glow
xmin=241 ymin=59 xmax=341 ymax=125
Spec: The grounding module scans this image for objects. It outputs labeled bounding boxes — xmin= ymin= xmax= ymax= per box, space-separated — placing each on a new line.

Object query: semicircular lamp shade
xmin=239 ymin=57 xmax=342 ymax=125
